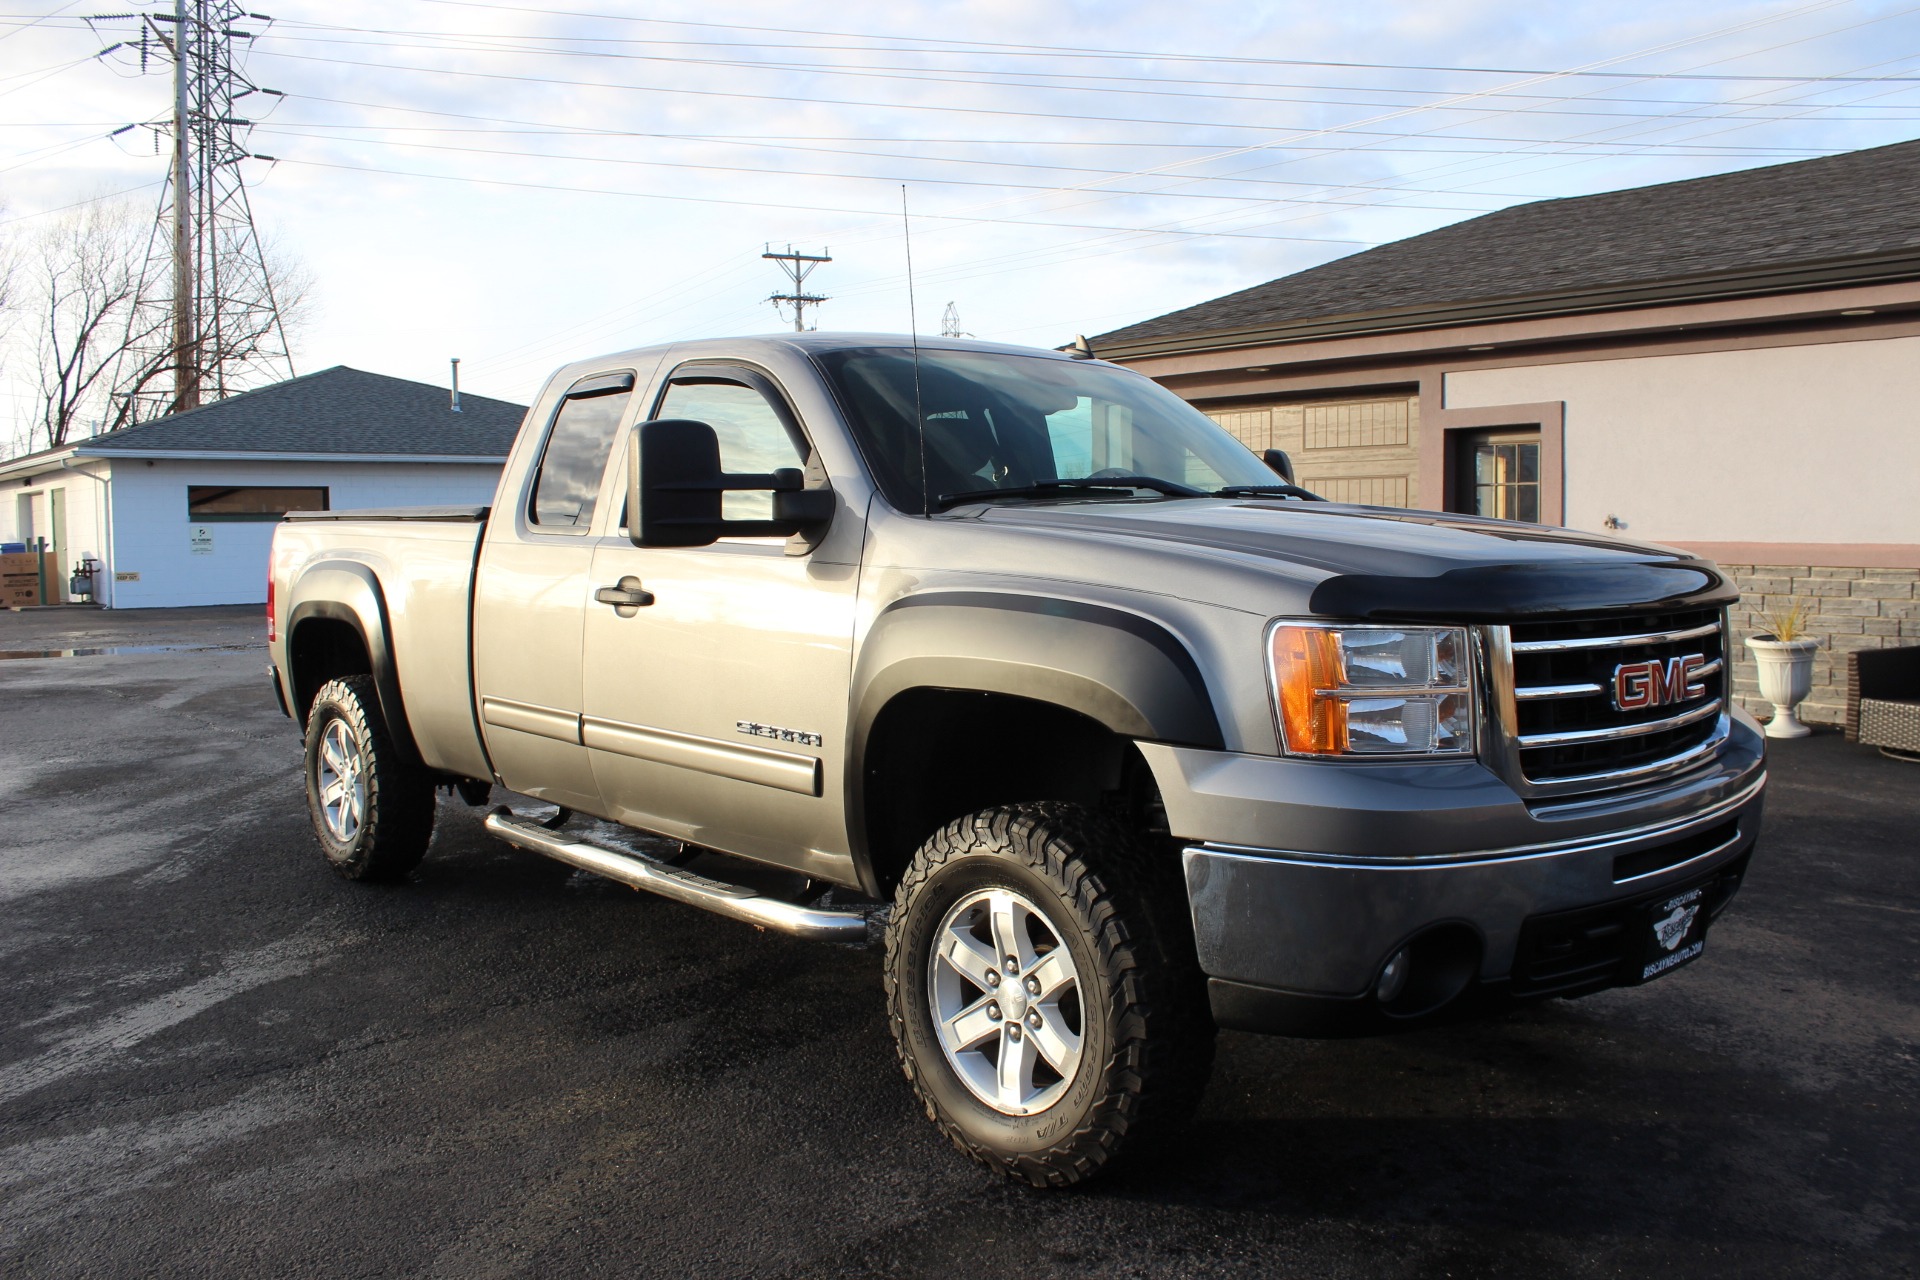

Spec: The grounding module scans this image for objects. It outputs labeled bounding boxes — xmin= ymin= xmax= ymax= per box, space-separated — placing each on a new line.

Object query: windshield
xmin=814 ymin=346 xmax=1279 ymax=513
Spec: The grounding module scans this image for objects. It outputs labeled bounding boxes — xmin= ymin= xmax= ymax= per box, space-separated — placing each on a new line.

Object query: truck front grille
xmin=1502 ymin=607 xmax=1728 ymax=792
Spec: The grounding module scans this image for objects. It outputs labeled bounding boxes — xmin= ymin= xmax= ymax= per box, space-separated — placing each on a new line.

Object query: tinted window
xmin=531 ymin=387 xmax=632 ymax=527
xmin=815 ymin=347 xmax=1274 ymax=513
xmin=657 ymin=379 xmax=806 ymax=521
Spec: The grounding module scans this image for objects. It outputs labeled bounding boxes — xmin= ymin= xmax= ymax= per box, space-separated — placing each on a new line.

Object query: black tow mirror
xmin=629 ymin=419 xmax=834 ymax=548
xmin=1263 ymin=449 xmax=1297 ymax=484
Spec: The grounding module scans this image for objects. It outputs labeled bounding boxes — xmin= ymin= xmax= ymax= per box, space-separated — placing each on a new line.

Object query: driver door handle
xmin=595 ymin=579 xmax=655 ymax=609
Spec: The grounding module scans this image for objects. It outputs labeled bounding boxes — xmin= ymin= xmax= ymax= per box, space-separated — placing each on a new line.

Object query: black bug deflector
xmin=1307 ymin=559 xmax=1737 ymax=623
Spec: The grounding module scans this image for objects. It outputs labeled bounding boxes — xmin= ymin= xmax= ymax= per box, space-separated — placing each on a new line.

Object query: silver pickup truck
xmin=269 ymin=333 xmax=1765 ymax=1186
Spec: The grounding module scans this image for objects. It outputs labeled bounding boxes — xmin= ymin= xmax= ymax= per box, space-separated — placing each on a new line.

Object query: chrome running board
xmin=484 ymin=809 xmax=872 ymax=943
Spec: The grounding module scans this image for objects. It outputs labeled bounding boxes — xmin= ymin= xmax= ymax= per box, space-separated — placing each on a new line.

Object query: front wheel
xmin=884 ymin=803 xmax=1214 ymax=1187
xmin=303 ymin=675 xmax=435 ymax=881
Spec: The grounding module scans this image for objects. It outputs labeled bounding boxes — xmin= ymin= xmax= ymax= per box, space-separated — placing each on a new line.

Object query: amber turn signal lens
xmin=1271 ymin=625 xmax=1348 ymax=754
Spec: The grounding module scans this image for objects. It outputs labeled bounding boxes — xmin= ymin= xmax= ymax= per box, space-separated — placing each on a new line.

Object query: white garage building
xmin=0 ymin=366 xmax=525 ymax=609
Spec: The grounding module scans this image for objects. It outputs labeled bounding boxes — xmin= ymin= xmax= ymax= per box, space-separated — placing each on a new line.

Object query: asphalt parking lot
xmin=1 ymin=604 xmax=1915 ymax=1278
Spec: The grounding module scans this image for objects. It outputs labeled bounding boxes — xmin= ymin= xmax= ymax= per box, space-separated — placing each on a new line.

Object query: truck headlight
xmin=1267 ymin=623 xmax=1475 ymax=757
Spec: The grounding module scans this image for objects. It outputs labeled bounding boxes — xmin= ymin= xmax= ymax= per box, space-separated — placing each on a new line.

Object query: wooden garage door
xmin=1203 ymin=394 xmax=1420 ymax=508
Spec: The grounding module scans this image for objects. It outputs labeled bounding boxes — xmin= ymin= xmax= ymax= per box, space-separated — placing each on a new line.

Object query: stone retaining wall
xmin=1721 ymin=564 xmax=1920 ymax=726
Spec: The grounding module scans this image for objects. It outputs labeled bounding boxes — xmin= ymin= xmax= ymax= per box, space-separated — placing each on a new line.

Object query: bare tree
xmin=0 ymin=229 xmax=21 ymax=459
xmin=0 ymin=226 xmax=16 ymax=328
xmin=15 ymin=197 xmax=311 ymax=449
xmin=104 ymin=217 xmax=312 ymax=429
xmin=27 ymin=201 xmax=154 ymax=452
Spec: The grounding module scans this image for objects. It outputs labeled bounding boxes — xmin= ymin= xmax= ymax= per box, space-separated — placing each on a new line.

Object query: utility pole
xmin=762 ymin=245 xmax=831 ymax=332
xmin=90 ymin=3 xmax=295 ymax=425
xmin=169 ymin=0 xmax=196 ymax=413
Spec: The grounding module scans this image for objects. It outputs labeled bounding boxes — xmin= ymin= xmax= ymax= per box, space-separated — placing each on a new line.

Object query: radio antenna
xmin=902 ymin=185 xmax=928 ymax=517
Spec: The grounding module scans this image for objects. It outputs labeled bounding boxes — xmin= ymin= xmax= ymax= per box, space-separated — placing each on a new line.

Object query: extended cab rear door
xmin=471 ymin=368 xmax=641 ymax=811
xmin=579 ymin=360 xmax=858 ymax=884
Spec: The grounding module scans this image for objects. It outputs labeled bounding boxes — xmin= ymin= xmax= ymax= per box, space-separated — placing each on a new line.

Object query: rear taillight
xmin=266 ymin=571 xmax=276 ymax=642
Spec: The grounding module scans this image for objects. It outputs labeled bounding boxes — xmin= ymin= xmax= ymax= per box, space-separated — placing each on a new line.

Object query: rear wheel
xmin=884 ymin=803 xmax=1213 ymax=1186
xmin=303 ymin=675 xmax=435 ymax=881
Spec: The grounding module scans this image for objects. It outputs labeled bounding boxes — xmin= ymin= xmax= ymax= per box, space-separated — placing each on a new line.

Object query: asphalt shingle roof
xmin=81 ymin=366 xmax=526 ymax=457
xmin=1093 ymin=138 xmax=1920 ymax=348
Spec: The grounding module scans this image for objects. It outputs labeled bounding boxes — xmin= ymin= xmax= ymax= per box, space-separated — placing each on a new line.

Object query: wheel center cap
xmin=1005 ymin=987 xmax=1029 ymax=1019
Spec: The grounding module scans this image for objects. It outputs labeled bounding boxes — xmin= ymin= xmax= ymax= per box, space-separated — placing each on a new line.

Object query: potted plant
xmin=1745 ymin=599 xmax=1819 ymax=739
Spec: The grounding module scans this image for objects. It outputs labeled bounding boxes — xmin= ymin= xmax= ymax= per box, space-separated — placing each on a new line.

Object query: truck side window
xmin=657 ymin=379 xmax=806 ymax=521
xmin=530 ymin=384 xmax=633 ymax=528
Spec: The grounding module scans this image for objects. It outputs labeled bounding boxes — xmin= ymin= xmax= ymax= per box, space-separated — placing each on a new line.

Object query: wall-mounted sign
xmin=115 ymin=571 xmax=140 ymax=582
xmin=189 ymin=526 xmax=215 ymax=556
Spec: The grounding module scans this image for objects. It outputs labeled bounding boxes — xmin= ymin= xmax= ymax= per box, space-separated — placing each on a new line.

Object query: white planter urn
xmin=1745 ymin=635 xmax=1820 ymax=738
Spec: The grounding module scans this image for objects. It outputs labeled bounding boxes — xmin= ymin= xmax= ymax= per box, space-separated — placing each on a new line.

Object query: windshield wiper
xmin=1212 ymin=483 xmax=1325 ymax=501
xmin=935 ymin=475 xmax=1206 ymax=511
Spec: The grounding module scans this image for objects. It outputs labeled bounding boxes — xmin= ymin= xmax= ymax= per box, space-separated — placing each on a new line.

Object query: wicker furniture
xmin=1846 ymin=644 xmax=1920 ymax=759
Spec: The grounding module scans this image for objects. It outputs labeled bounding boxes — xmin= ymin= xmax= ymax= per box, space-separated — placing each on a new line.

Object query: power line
xmin=807 ymin=0 xmax=1896 ymax=258
xmin=249 ymin=128 xmax=1517 ymax=215
xmin=232 ymin=26 xmax=1920 ymax=122
xmin=381 ymin=0 xmax=1920 ymax=84
xmin=250 ymin=43 xmax=1915 ymax=147
xmin=274 ymin=157 xmax=1375 ymax=244
xmin=265 ymin=94 xmax=1849 ymax=155
xmin=13 ymin=1 xmax=1920 ymax=87
xmin=244 ymin=0 xmax=1873 ymax=264
xmin=790 ymin=8 xmax=1920 ymax=312
xmin=0 ymin=0 xmax=77 ymax=44
xmin=0 ymin=179 xmax=163 ymax=227
xmin=250 ymin=6 xmax=1907 ymax=357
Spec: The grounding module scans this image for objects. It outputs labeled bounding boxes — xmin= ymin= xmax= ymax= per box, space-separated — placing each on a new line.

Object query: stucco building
xmin=1093 ymin=138 xmax=1920 ymax=725
xmin=0 ymin=367 xmax=525 ymax=609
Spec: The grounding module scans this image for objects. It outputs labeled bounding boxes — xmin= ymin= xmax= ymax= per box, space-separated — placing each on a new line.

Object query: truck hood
xmin=979 ymin=499 xmax=1736 ymax=621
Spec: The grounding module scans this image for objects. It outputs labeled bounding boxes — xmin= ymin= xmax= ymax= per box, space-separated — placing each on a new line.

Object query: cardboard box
xmin=0 ymin=551 xmax=41 ymax=575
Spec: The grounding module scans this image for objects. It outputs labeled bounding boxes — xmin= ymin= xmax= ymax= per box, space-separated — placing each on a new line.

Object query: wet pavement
xmin=0 ymin=606 xmax=1915 ymax=1278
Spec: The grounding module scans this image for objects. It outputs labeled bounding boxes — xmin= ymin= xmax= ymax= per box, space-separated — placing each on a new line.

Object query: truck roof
xmin=541 ymin=332 xmax=1099 ymax=391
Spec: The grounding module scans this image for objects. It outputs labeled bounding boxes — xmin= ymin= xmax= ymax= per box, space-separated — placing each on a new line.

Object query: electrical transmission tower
xmin=89 ymin=1 xmax=296 ymax=425
xmin=940 ymin=302 xmax=972 ymax=338
xmin=762 ymin=245 xmax=831 ymax=332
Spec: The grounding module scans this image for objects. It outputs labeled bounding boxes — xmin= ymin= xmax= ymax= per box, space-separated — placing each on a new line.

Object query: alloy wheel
xmin=927 ymin=886 xmax=1085 ymax=1116
xmin=316 ymin=717 xmax=367 ymax=844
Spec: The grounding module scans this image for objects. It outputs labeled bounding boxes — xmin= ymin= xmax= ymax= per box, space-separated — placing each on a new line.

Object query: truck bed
xmin=274 ymin=508 xmax=492 ymax=780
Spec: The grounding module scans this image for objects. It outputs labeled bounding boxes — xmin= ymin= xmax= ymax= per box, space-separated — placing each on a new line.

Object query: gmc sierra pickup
xmin=269 ymin=333 xmax=1764 ymax=1186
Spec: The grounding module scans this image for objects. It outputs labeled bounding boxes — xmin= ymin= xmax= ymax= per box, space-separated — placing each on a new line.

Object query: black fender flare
xmin=285 ymin=560 xmax=421 ymax=765
xmin=846 ymin=591 xmax=1222 ymax=887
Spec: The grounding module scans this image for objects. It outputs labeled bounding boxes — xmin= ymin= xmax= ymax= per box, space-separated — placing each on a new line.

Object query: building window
xmin=187 ymin=486 xmax=329 ymax=521
xmin=1455 ymin=429 xmax=1540 ymax=523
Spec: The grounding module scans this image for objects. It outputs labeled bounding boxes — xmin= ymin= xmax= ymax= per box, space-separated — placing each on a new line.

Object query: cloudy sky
xmin=3 ymin=0 xmax=1918 ymax=423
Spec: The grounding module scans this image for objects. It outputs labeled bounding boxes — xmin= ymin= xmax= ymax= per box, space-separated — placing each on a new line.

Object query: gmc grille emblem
xmin=1613 ymin=653 xmax=1710 ymax=712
